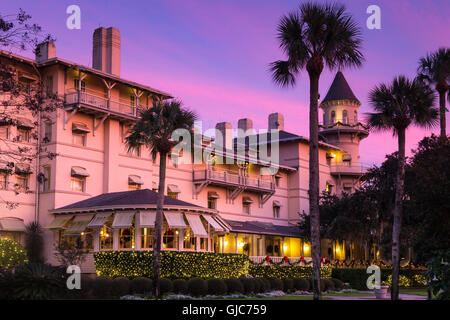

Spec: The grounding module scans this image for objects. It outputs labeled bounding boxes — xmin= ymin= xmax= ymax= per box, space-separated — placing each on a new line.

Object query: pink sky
xmin=1 ymin=0 xmax=449 ymax=165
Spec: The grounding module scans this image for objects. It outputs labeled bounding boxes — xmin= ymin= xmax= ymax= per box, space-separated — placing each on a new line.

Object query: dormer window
xmin=330 ymin=111 xmax=336 ymax=124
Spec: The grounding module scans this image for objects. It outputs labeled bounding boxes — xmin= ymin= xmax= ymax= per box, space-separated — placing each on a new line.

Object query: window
xmin=141 ymin=228 xmax=154 ymax=249
xmin=243 ymin=202 xmax=251 ymax=215
xmin=74 ymin=79 xmax=86 ymax=92
xmin=59 ymin=229 xmax=94 ymax=250
xmin=354 ymin=110 xmax=358 ymax=123
xmin=130 ymin=95 xmax=136 ymax=107
xmin=275 ymin=175 xmax=281 ymax=187
xmin=0 ymin=126 xmax=9 ymax=139
xmin=200 ymin=237 xmax=208 ymax=251
xmin=330 ymin=110 xmax=336 ymax=123
xmin=15 ymin=174 xmax=28 ymax=191
xmin=208 ymin=197 xmax=217 ymax=210
xmin=163 ymin=227 xmax=179 ymax=249
xmin=128 ymin=183 xmax=141 ymax=191
xmin=326 ymin=183 xmax=333 ymax=194
xmin=273 ymin=206 xmax=280 ymax=218
xmin=43 ymin=121 xmax=52 ymax=143
xmin=119 ymin=227 xmax=135 ymax=249
xmin=46 ymin=76 xmax=53 ymax=95
xmin=17 ymin=128 xmax=31 ymax=143
xmin=167 ymin=192 xmax=178 ymax=199
xmin=183 ymin=228 xmax=196 ymax=250
xmin=0 ymin=231 xmax=22 ymax=243
xmin=343 ymin=110 xmax=349 ymax=124
xmin=0 ymin=172 xmax=7 ymax=190
xmin=42 ymin=166 xmax=51 ymax=192
xmin=99 ymin=225 xmax=113 ymax=250
xmin=72 ymin=132 xmax=86 ymax=146
xmin=71 ymin=176 xmax=86 ymax=192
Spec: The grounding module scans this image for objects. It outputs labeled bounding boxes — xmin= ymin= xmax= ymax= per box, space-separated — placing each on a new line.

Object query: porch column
xmin=113 ymin=229 xmax=119 ymax=250
xmin=235 ymin=233 xmax=238 ymax=254
xmin=301 ymin=238 xmax=304 ymax=257
xmin=134 ymin=212 xmax=140 ymax=250
xmin=221 ymin=236 xmax=224 ymax=253
xmin=94 ymin=229 xmax=100 ymax=252
xmin=281 ymin=237 xmax=285 ymax=256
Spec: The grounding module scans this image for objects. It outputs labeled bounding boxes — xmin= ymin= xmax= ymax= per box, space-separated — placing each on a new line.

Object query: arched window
xmin=330 ymin=111 xmax=336 ymax=124
xmin=343 ymin=110 xmax=349 ymax=124
xmin=354 ymin=110 xmax=358 ymax=123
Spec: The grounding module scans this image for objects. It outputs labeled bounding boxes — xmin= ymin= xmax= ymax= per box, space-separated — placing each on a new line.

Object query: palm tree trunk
xmin=438 ymin=90 xmax=447 ymax=138
xmin=391 ymin=129 xmax=406 ymax=300
xmin=153 ymin=151 xmax=167 ymax=299
xmin=309 ymin=73 xmax=321 ymax=300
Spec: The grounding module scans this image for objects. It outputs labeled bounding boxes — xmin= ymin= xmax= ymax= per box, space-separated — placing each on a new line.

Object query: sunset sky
xmin=1 ymin=0 xmax=449 ymax=165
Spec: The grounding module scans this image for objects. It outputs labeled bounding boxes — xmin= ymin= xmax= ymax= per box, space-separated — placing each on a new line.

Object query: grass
xmin=325 ymin=292 xmax=372 ymax=297
xmin=399 ymin=288 xmax=429 ymax=297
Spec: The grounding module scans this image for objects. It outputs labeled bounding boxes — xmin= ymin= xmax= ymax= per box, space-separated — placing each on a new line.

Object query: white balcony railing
xmin=65 ymin=91 xmax=138 ymax=117
xmin=330 ymin=163 xmax=369 ymax=175
xmin=193 ymin=168 xmax=275 ymax=192
xmin=249 ymin=256 xmax=313 ymax=264
xmin=319 ymin=119 xmax=369 ymax=132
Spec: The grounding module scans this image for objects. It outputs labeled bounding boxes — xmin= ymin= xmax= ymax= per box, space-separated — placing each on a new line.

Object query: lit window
xmin=183 ymin=228 xmax=196 ymax=250
xmin=200 ymin=237 xmax=208 ymax=251
xmin=163 ymin=227 xmax=179 ymax=249
xmin=141 ymin=228 xmax=154 ymax=249
xmin=72 ymin=132 xmax=86 ymax=146
xmin=128 ymin=183 xmax=141 ymax=191
xmin=17 ymin=128 xmax=31 ymax=143
xmin=99 ymin=224 xmax=113 ymax=250
xmin=70 ymin=176 xmax=86 ymax=192
xmin=130 ymin=95 xmax=136 ymax=106
xmin=74 ymin=79 xmax=86 ymax=92
xmin=119 ymin=227 xmax=135 ymax=249
xmin=59 ymin=228 xmax=94 ymax=250
xmin=326 ymin=183 xmax=333 ymax=194
xmin=0 ymin=126 xmax=9 ymax=139
xmin=167 ymin=192 xmax=178 ymax=199
xmin=15 ymin=174 xmax=29 ymax=191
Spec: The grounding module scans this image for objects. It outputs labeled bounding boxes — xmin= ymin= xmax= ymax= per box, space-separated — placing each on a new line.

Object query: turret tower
xmin=319 ymin=71 xmax=369 ymax=194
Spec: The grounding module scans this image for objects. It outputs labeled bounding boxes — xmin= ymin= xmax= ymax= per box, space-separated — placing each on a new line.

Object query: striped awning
xmin=87 ymin=212 xmax=112 ymax=228
xmin=140 ymin=211 xmax=156 ymax=227
xmin=128 ymin=175 xmax=144 ymax=185
xmin=164 ymin=211 xmax=186 ymax=228
xmin=167 ymin=184 xmax=180 ymax=193
xmin=185 ymin=213 xmax=208 ymax=237
xmin=242 ymin=196 xmax=253 ymax=204
xmin=15 ymin=163 xmax=32 ymax=174
xmin=72 ymin=122 xmax=90 ymax=133
xmin=112 ymin=211 xmax=135 ymax=228
xmin=71 ymin=167 xmax=89 ymax=177
xmin=201 ymin=214 xmax=224 ymax=232
xmin=0 ymin=218 xmax=26 ymax=232
xmin=47 ymin=215 xmax=73 ymax=229
xmin=17 ymin=117 xmax=34 ymax=128
xmin=208 ymin=191 xmax=219 ymax=199
xmin=273 ymin=200 xmax=281 ymax=207
xmin=64 ymin=214 xmax=93 ymax=235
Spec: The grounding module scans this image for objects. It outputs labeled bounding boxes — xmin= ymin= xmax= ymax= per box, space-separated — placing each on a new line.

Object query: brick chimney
xmin=92 ymin=27 xmax=121 ymax=76
xmin=35 ymin=41 xmax=56 ymax=63
xmin=215 ymin=122 xmax=233 ymax=150
xmin=238 ymin=118 xmax=253 ymax=133
xmin=268 ymin=113 xmax=284 ymax=131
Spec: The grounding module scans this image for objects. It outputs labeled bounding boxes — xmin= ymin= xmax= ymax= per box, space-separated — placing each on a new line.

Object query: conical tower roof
xmin=321 ymin=71 xmax=360 ymax=105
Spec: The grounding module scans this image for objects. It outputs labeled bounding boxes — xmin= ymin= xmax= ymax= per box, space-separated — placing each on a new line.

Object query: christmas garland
xmin=319 ymin=121 xmax=369 ymax=130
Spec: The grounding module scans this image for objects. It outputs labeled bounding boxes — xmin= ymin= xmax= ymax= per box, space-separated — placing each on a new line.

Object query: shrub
xmin=240 ymin=278 xmax=255 ymax=294
xmin=0 ymin=239 xmax=27 ymax=270
xmin=173 ymin=279 xmax=188 ymax=294
xmin=269 ymin=278 xmax=283 ymax=291
xmin=282 ymin=278 xmax=294 ymax=292
xmin=187 ymin=278 xmax=207 ymax=297
xmin=309 ymin=278 xmax=326 ymax=292
xmin=24 ymin=222 xmax=45 ymax=264
xmin=130 ymin=277 xmax=153 ymax=294
xmin=111 ymin=277 xmax=131 ymax=298
xmin=332 ymin=278 xmax=344 ymax=291
xmin=293 ymin=278 xmax=310 ymax=291
xmin=159 ymin=278 xmax=173 ymax=295
xmin=260 ymin=278 xmax=271 ymax=292
xmin=225 ymin=278 xmax=244 ymax=294
xmin=207 ymin=278 xmax=227 ymax=295
xmin=79 ymin=275 xmax=95 ymax=299
xmin=249 ymin=265 xmax=332 ymax=279
xmin=323 ymin=279 xmax=335 ymax=291
xmin=92 ymin=276 xmax=113 ymax=299
xmin=94 ymin=251 xmax=249 ymax=279
xmin=252 ymin=278 xmax=262 ymax=293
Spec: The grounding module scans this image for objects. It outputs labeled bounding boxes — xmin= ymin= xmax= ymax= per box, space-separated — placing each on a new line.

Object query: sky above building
xmin=1 ymin=0 xmax=449 ymax=165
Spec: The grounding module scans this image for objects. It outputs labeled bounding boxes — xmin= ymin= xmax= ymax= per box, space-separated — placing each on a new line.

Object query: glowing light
xmin=80 ymin=232 xmax=84 ymax=236
xmin=175 ymin=231 xmax=179 ymax=235
xmin=335 ymin=248 xmax=340 ymax=253
xmin=330 ymin=153 xmax=336 ymax=158
xmin=283 ymin=245 xmax=288 ymax=251
xmin=303 ymin=244 xmax=310 ymax=251
xmin=238 ymin=241 xmax=244 ymax=248
xmin=224 ymin=240 xmax=228 ymax=247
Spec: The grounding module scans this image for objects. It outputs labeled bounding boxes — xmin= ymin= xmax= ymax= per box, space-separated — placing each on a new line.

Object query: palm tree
xmin=126 ymin=100 xmax=197 ymax=299
xmin=418 ymin=48 xmax=450 ymax=138
xmin=270 ymin=2 xmax=363 ymax=300
xmin=367 ymin=76 xmax=437 ymax=300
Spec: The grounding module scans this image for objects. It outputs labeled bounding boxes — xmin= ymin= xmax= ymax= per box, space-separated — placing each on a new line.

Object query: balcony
xmin=65 ymin=90 xmax=141 ymax=120
xmin=193 ymin=168 xmax=275 ymax=200
xmin=330 ymin=163 xmax=369 ymax=176
xmin=319 ymin=119 xmax=369 ymax=136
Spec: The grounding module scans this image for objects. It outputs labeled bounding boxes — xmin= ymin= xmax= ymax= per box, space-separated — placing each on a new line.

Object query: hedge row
xmin=80 ymin=276 xmax=344 ymax=299
xmin=331 ymin=268 xmax=426 ymax=290
xmin=249 ymin=265 xmax=333 ymax=279
xmin=94 ymin=251 xmax=249 ymax=279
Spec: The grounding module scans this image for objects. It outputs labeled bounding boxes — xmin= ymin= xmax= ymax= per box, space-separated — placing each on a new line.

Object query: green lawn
xmin=399 ymin=288 xmax=429 ymax=297
xmin=325 ymin=292 xmax=372 ymax=297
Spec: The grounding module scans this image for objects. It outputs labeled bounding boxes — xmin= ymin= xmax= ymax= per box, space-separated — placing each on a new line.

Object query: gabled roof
xmin=52 ymin=189 xmax=209 ymax=213
xmin=321 ymin=71 xmax=360 ymax=105
xmin=225 ymin=219 xmax=304 ymax=237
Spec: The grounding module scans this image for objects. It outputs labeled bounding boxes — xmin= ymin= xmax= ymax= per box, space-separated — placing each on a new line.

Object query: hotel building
xmin=0 ymin=27 xmax=369 ymax=273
